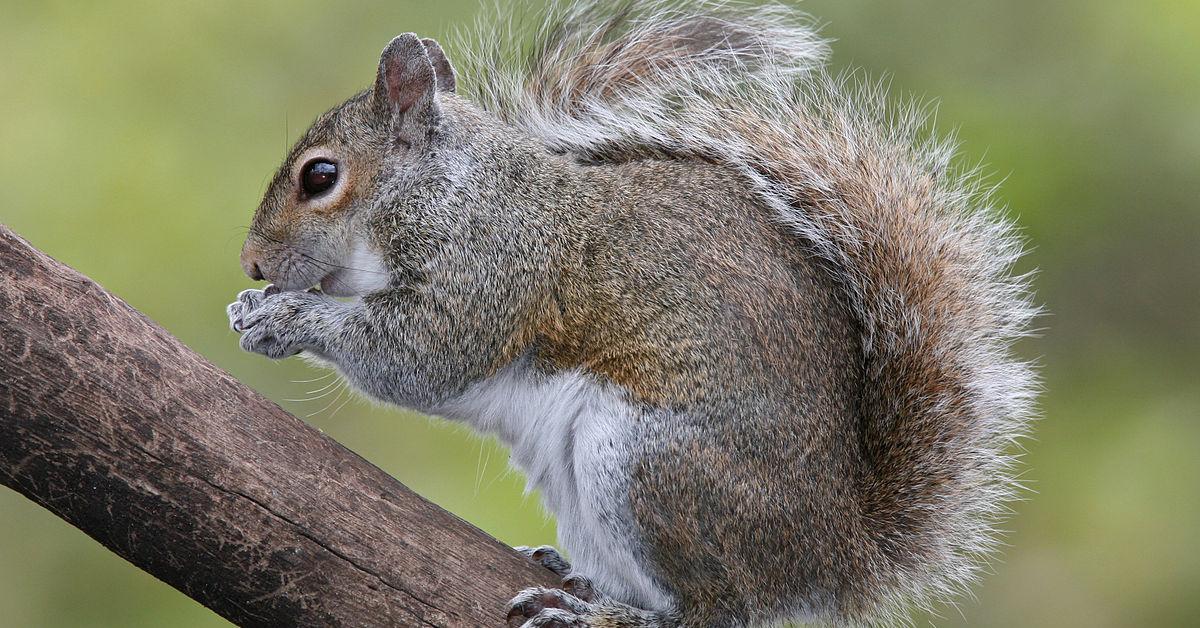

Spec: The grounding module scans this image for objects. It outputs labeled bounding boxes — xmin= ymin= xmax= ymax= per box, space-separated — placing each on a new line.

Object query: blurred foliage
xmin=0 ymin=1 xmax=1196 ymax=626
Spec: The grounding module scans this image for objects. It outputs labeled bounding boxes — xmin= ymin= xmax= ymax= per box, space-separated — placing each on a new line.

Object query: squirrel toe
xmin=516 ymin=545 xmax=573 ymax=578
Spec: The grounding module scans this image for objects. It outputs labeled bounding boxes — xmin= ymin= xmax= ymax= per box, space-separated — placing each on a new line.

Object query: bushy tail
xmin=462 ymin=1 xmax=1038 ymax=622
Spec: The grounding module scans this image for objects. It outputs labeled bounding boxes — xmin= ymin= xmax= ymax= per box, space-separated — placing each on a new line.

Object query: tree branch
xmin=0 ymin=224 xmax=556 ymax=627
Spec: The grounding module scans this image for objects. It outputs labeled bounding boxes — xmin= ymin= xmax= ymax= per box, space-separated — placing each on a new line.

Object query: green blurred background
xmin=1 ymin=1 xmax=1197 ymax=626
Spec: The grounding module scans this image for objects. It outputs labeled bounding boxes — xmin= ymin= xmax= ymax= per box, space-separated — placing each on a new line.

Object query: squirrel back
xmin=462 ymin=1 xmax=1038 ymax=620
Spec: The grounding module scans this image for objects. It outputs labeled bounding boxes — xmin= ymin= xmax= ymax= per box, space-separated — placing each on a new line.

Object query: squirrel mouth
xmin=272 ymin=269 xmax=369 ymax=298
xmin=316 ymin=269 xmax=359 ymax=297
xmin=318 ymin=273 xmax=336 ymax=293
xmin=267 ymin=272 xmax=341 ymax=296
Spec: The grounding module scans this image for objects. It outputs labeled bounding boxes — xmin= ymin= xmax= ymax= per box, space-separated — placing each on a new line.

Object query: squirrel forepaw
xmin=227 ymin=286 xmax=335 ymax=359
xmin=227 ymin=287 xmax=267 ymax=333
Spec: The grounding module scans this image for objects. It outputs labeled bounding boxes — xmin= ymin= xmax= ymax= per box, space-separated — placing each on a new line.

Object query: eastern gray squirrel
xmin=226 ymin=2 xmax=1037 ymax=625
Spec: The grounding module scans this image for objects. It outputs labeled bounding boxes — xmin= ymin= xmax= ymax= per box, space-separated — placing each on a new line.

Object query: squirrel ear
xmin=420 ymin=38 xmax=456 ymax=93
xmin=374 ymin=33 xmax=440 ymax=127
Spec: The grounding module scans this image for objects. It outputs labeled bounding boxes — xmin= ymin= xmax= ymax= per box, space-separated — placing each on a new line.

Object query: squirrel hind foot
xmin=516 ymin=545 xmax=574 ymax=579
xmin=506 ymin=583 xmax=676 ymax=628
xmin=507 ymin=587 xmax=593 ymax=628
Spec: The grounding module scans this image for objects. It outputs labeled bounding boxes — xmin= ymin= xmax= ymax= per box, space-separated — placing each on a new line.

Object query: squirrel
xmin=226 ymin=1 xmax=1037 ymax=626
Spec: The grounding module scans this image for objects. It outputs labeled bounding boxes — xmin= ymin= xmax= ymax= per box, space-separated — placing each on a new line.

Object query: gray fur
xmin=229 ymin=2 xmax=1038 ymax=626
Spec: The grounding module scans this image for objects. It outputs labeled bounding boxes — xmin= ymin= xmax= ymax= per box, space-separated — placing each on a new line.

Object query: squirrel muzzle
xmin=240 ymin=247 xmax=265 ymax=282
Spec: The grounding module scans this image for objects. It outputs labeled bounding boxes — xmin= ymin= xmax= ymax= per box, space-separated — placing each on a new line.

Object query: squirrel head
xmin=240 ymin=34 xmax=459 ymax=296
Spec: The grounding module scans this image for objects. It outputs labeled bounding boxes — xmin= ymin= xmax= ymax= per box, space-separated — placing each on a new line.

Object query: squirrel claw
xmin=562 ymin=574 xmax=597 ymax=603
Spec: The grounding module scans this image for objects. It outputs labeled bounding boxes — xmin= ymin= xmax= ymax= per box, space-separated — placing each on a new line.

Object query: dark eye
xmin=300 ymin=159 xmax=338 ymax=197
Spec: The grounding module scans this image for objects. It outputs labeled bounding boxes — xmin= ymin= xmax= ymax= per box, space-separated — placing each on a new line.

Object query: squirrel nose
xmin=240 ymin=251 xmax=266 ymax=281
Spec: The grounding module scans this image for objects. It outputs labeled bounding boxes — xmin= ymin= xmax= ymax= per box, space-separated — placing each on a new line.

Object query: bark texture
xmin=0 ymin=224 xmax=557 ymax=627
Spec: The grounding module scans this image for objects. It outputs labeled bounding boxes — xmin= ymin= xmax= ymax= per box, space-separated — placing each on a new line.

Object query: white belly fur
xmin=435 ymin=358 xmax=674 ymax=611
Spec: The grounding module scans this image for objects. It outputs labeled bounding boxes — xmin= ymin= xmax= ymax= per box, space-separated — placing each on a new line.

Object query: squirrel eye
xmin=300 ymin=159 xmax=338 ymax=197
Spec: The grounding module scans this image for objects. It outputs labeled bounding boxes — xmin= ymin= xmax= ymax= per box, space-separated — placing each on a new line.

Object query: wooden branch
xmin=0 ymin=224 xmax=557 ymax=627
